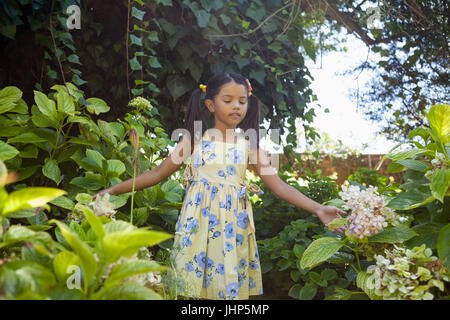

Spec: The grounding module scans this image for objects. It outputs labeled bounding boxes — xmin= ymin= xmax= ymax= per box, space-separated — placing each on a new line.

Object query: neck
xmin=212 ymin=123 xmax=237 ymax=142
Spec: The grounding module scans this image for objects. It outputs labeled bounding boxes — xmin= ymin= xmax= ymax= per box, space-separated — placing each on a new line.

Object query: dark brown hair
xmin=184 ymin=72 xmax=261 ymax=150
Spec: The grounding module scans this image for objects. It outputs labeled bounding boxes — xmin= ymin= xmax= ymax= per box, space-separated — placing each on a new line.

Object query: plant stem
xmin=130 ymin=166 xmax=136 ymax=225
xmin=355 ymin=250 xmax=362 ymax=271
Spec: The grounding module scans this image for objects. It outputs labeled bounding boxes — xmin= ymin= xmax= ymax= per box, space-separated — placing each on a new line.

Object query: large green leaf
xmin=53 ymin=250 xmax=81 ymax=283
xmin=427 ymin=104 xmax=450 ymax=145
xmin=384 ymin=148 xmax=428 ymax=161
xmin=85 ymin=98 xmax=110 ymax=115
xmin=7 ymin=132 xmax=47 ymax=144
xmin=396 ymin=159 xmax=429 ymax=172
xmin=356 ymin=271 xmax=381 ymax=300
xmin=34 ymin=90 xmax=58 ymax=123
xmin=101 ymin=229 xmax=172 ymax=263
xmin=56 ymin=90 xmax=75 ymax=116
xmin=0 ymin=141 xmax=19 ymax=161
xmin=104 ymin=259 xmax=166 ymax=288
xmin=1 ymin=187 xmax=66 ymax=216
xmin=42 ymin=158 xmax=62 ymax=185
xmin=50 ymin=220 xmax=97 ymax=290
xmin=300 ymin=237 xmax=345 ymax=269
xmin=75 ymin=204 xmax=105 ymax=240
xmin=368 ymin=225 xmax=418 ymax=243
xmin=0 ymin=86 xmax=22 ymax=114
xmin=430 ymin=169 xmax=450 ymax=203
xmin=437 ymin=223 xmax=450 ymax=270
xmin=386 ymin=189 xmax=434 ymax=210
xmin=106 ymin=160 xmax=126 ymax=178
xmin=0 ymin=225 xmax=54 ymax=249
xmin=288 ymin=283 xmax=317 ymax=300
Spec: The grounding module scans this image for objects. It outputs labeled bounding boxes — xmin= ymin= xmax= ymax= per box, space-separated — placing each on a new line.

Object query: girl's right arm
xmin=93 ymin=136 xmax=192 ymax=198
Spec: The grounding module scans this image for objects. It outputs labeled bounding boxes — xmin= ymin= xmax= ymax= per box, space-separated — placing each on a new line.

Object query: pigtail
xmin=239 ymin=94 xmax=261 ymax=150
xmin=185 ymin=88 xmax=207 ymax=149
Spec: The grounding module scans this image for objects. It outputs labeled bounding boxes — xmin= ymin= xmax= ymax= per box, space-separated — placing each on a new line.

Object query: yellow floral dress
xmin=170 ymin=130 xmax=264 ymax=300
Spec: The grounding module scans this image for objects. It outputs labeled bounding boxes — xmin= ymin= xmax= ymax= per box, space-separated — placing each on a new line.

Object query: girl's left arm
xmin=248 ymin=147 xmax=347 ymax=234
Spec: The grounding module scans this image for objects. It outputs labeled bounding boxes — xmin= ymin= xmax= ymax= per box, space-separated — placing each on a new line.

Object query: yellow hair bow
xmin=199 ymin=84 xmax=207 ymax=93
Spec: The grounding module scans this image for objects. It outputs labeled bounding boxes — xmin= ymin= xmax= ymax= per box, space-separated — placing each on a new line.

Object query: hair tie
xmin=199 ymin=84 xmax=207 ymax=93
xmin=246 ymin=79 xmax=253 ymax=96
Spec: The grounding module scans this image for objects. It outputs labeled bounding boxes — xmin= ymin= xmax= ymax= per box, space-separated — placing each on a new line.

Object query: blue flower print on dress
xmin=236 ymin=211 xmax=248 ymax=229
xmin=182 ymin=236 xmax=192 ymax=247
xmin=185 ymin=262 xmax=194 ymax=272
xmin=200 ymin=178 xmax=210 ymax=190
xmin=226 ymin=282 xmax=239 ymax=298
xmin=226 ymin=194 xmax=232 ymax=210
xmin=193 ymin=151 xmax=205 ymax=168
xmin=206 ymin=257 xmax=214 ymax=269
xmin=208 ymin=214 xmax=220 ymax=231
xmin=224 ymin=222 xmax=235 ymax=239
xmin=208 ymin=153 xmax=216 ymax=161
xmin=186 ymin=218 xmax=199 ymax=234
xmin=203 ymin=274 xmax=213 ymax=288
xmin=218 ymin=291 xmax=225 ymax=299
xmin=239 ymin=258 xmax=247 ymax=269
xmin=201 ymin=141 xmax=215 ymax=154
xmin=216 ymin=264 xmax=225 ymax=275
xmin=249 ymin=260 xmax=259 ymax=270
xmin=195 ymin=269 xmax=203 ymax=278
xmin=236 ymin=233 xmax=244 ymax=246
xmin=225 ymin=241 xmax=234 ymax=252
xmin=195 ymin=251 xmax=207 ymax=269
xmin=194 ymin=192 xmax=202 ymax=206
xmin=228 ymin=149 xmax=245 ymax=164
xmin=226 ymin=165 xmax=235 ymax=176
xmin=211 ymin=186 xmax=218 ymax=201
xmin=249 ymin=277 xmax=256 ymax=289
xmin=201 ymin=207 xmax=210 ymax=217
xmin=210 ymin=230 xmax=221 ymax=240
xmin=218 ymin=170 xmax=225 ymax=178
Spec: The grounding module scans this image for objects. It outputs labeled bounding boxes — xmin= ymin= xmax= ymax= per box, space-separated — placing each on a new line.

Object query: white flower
xmin=89 ymin=193 xmax=116 ymax=219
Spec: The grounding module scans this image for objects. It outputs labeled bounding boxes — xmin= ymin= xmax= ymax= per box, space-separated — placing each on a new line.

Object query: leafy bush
xmin=0 ymin=162 xmax=172 ymax=299
xmin=252 ymin=168 xmax=339 ymax=239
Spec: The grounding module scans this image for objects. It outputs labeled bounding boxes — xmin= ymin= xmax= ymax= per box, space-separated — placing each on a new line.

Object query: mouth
xmin=229 ymin=113 xmax=241 ymax=118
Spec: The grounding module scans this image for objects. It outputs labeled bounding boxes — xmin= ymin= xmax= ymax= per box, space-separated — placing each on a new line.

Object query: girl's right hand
xmin=92 ymin=188 xmax=111 ymax=200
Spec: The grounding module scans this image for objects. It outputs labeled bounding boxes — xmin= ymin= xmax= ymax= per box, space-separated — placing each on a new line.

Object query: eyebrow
xmin=222 ymin=94 xmax=247 ymax=98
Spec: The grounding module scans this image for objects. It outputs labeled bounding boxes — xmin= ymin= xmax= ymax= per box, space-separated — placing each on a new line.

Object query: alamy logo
xmin=66 ymin=5 xmax=81 ymax=30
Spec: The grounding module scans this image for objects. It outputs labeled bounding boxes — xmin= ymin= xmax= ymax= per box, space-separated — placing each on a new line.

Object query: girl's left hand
xmin=316 ymin=205 xmax=348 ymax=235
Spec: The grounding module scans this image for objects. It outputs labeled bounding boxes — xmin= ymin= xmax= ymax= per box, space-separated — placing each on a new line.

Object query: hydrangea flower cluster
xmin=366 ymin=244 xmax=450 ymax=300
xmin=339 ymin=185 xmax=400 ymax=239
xmin=425 ymin=152 xmax=449 ymax=180
xmin=89 ymin=193 xmax=116 ymax=220
xmin=128 ymin=96 xmax=153 ymax=112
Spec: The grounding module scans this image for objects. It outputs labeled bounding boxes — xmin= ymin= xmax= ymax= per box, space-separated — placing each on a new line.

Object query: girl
xmin=94 ymin=72 xmax=347 ymax=300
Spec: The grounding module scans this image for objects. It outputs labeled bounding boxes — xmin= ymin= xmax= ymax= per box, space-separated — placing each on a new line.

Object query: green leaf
xmin=431 ymin=169 xmax=450 ymax=203
xmin=104 ymin=259 xmax=166 ymax=288
xmin=288 ymin=283 xmax=317 ymax=300
xmin=0 ymin=86 xmax=22 ymax=114
xmin=33 ymin=90 xmax=58 ymax=122
xmin=101 ymin=229 xmax=172 ymax=263
xmin=76 ymin=204 xmax=106 ymax=240
xmin=85 ymin=98 xmax=110 ymax=115
xmin=195 ymin=10 xmax=210 ymax=28
xmin=1 ymin=187 xmax=66 ymax=216
xmin=56 ymin=90 xmax=75 ymax=116
xmin=384 ymin=148 xmax=428 ymax=161
xmin=0 ymin=141 xmax=19 ymax=161
xmin=129 ymin=56 xmax=142 ymax=71
xmin=106 ymin=160 xmax=126 ymax=178
xmin=7 ymin=132 xmax=47 ymax=144
xmin=131 ymin=6 xmax=145 ymax=20
xmin=42 ymin=158 xmax=62 ymax=185
xmin=0 ymin=225 xmax=54 ymax=249
xmin=19 ymin=145 xmax=38 ymax=159
xmin=148 ymin=56 xmax=162 ymax=68
xmin=356 ymin=271 xmax=380 ymax=300
xmin=386 ymin=189 xmax=434 ymax=210
xmin=129 ymin=34 xmax=142 ymax=46
xmin=53 ymin=250 xmax=81 ymax=283
xmin=326 ymin=218 xmax=347 ymax=231
xmin=396 ymin=159 xmax=429 ymax=172
xmin=368 ymin=225 xmax=418 ymax=243
xmin=84 ymin=149 xmax=105 ymax=172
xmin=427 ymin=104 xmax=450 ymax=145
xmin=67 ymin=54 xmax=81 ymax=65
xmin=50 ymin=220 xmax=97 ymax=290
xmin=167 ymin=76 xmax=192 ymax=100
xmin=437 ymin=223 xmax=450 ymax=270
xmin=300 ymin=237 xmax=344 ymax=269
xmin=50 ymin=196 xmax=75 ymax=210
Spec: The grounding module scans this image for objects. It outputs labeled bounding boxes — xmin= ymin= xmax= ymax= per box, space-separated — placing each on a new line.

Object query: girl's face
xmin=205 ymin=81 xmax=248 ymax=129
